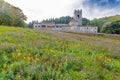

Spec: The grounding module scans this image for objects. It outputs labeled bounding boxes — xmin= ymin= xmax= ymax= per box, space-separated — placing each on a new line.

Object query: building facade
xmin=33 ymin=9 xmax=98 ymax=33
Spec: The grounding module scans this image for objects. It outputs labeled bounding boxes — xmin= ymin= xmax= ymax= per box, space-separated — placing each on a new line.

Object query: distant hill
xmin=90 ymin=15 xmax=120 ymax=32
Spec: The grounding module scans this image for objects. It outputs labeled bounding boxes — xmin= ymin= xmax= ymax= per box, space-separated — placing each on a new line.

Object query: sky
xmin=4 ymin=0 xmax=120 ymax=22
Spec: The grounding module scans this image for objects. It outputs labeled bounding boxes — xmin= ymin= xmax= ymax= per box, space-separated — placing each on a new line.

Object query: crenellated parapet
xmin=73 ymin=9 xmax=82 ymax=26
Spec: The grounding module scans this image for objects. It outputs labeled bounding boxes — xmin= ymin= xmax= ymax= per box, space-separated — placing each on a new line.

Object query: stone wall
xmin=33 ymin=24 xmax=98 ymax=33
xmin=73 ymin=9 xmax=82 ymax=26
xmin=71 ymin=26 xmax=98 ymax=33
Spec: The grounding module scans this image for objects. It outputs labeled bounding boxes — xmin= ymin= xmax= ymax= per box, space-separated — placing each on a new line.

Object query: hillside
xmin=90 ymin=15 xmax=120 ymax=32
xmin=0 ymin=26 xmax=120 ymax=80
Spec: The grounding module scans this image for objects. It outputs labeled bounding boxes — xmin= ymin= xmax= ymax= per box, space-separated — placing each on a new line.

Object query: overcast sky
xmin=4 ymin=0 xmax=120 ymax=22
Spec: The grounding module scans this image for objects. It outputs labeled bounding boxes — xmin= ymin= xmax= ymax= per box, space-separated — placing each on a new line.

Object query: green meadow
xmin=0 ymin=26 xmax=120 ymax=80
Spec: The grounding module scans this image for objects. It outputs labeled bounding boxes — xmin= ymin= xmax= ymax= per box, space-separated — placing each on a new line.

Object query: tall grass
xmin=0 ymin=26 xmax=120 ymax=80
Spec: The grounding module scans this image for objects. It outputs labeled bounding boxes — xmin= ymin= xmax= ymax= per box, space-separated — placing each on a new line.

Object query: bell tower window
xmin=77 ymin=15 xmax=79 ymax=18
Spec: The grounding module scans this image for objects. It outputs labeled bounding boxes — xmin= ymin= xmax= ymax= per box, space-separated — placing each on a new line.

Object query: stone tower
xmin=73 ymin=9 xmax=82 ymax=26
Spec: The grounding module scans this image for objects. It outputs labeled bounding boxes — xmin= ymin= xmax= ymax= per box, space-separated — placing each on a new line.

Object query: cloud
xmin=100 ymin=0 xmax=109 ymax=3
xmin=73 ymin=0 xmax=120 ymax=19
xmin=4 ymin=0 xmax=120 ymax=22
xmin=5 ymin=0 xmax=77 ymax=22
xmin=116 ymin=0 xmax=120 ymax=2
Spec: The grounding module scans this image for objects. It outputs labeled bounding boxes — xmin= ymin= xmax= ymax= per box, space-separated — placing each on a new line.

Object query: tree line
xmin=42 ymin=16 xmax=90 ymax=26
xmin=42 ymin=16 xmax=72 ymax=24
xmin=28 ymin=16 xmax=90 ymax=28
xmin=0 ymin=0 xmax=27 ymax=27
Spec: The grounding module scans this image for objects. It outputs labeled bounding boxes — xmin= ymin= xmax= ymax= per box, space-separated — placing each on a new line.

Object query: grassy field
xmin=0 ymin=26 xmax=120 ymax=80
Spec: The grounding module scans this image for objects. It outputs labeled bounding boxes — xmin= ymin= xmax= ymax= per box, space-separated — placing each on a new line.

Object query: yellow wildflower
xmin=18 ymin=53 xmax=21 ymax=58
xmin=3 ymin=63 xmax=7 ymax=69
xmin=27 ymin=56 xmax=31 ymax=62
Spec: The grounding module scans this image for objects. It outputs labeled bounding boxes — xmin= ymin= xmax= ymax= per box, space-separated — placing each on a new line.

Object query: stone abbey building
xmin=33 ymin=9 xmax=98 ymax=33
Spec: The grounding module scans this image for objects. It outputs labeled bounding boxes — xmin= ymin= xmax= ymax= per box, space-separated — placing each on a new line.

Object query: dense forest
xmin=0 ymin=0 xmax=27 ymax=27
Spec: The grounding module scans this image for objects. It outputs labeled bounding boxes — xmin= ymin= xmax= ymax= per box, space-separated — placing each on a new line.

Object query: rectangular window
xmin=41 ymin=25 xmax=46 ymax=28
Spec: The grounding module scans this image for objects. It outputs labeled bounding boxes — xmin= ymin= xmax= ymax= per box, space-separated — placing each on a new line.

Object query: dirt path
xmin=42 ymin=30 xmax=120 ymax=45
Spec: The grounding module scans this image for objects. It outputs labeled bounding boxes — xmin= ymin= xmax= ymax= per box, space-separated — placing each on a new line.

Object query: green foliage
xmin=90 ymin=17 xmax=109 ymax=32
xmin=102 ymin=20 xmax=120 ymax=34
xmin=42 ymin=16 xmax=72 ymax=24
xmin=40 ymin=16 xmax=90 ymax=25
xmin=82 ymin=18 xmax=90 ymax=26
xmin=90 ymin=15 xmax=120 ymax=32
xmin=0 ymin=0 xmax=27 ymax=27
xmin=0 ymin=26 xmax=120 ymax=79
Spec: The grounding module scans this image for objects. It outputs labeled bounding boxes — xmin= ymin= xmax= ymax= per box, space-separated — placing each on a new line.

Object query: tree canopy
xmin=41 ymin=16 xmax=90 ymax=25
xmin=90 ymin=15 xmax=120 ymax=32
xmin=42 ymin=16 xmax=72 ymax=24
xmin=0 ymin=0 xmax=27 ymax=27
xmin=102 ymin=20 xmax=120 ymax=34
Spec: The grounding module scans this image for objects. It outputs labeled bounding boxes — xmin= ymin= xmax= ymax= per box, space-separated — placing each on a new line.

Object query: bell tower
xmin=73 ymin=9 xmax=82 ymax=26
